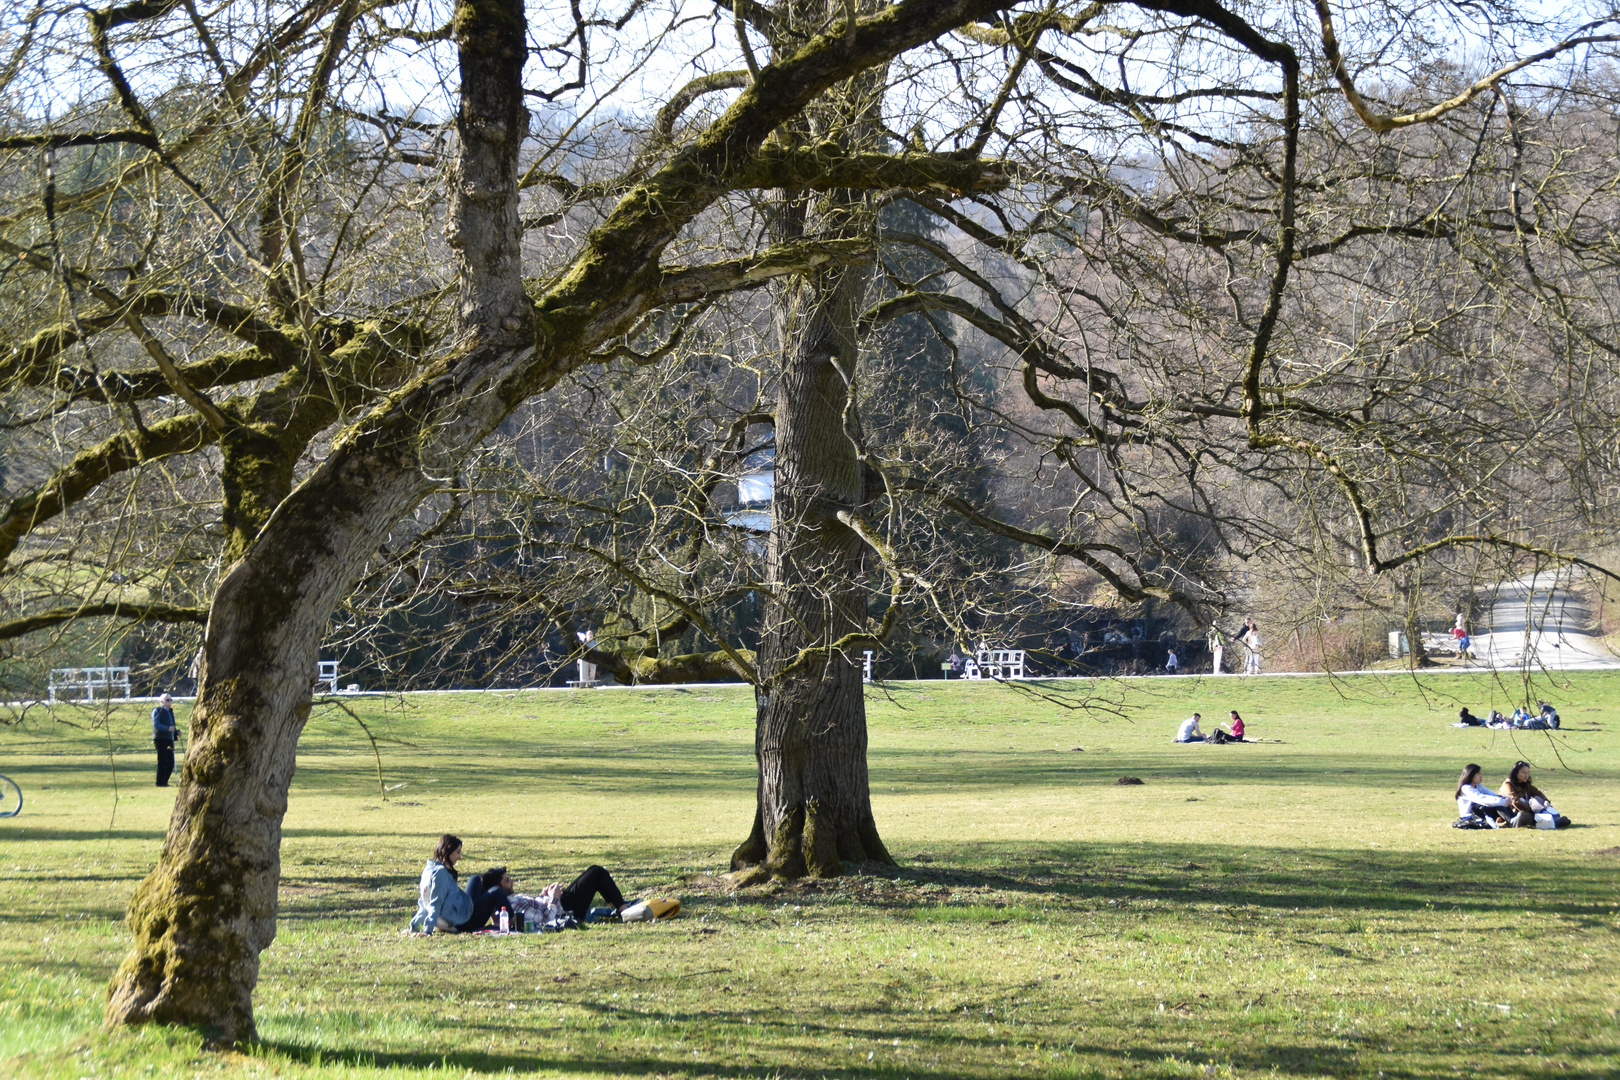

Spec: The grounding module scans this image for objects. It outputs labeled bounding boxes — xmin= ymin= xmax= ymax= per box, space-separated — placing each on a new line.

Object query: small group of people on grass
xmin=411 ymin=833 xmax=631 ymax=934
xmin=1174 ymin=710 xmax=1248 ymax=744
xmin=1454 ymin=761 xmax=1572 ymax=829
xmin=1456 ymin=701 xmax=1560 ymax=730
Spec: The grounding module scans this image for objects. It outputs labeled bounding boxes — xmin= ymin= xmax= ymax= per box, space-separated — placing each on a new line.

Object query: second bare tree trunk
xmin=731 ymin=261 xmax=893 ymax=880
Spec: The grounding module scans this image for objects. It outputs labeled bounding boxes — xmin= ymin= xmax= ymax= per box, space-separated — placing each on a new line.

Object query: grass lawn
xmin=1 ymin=670 xmax=1617 ymax=1079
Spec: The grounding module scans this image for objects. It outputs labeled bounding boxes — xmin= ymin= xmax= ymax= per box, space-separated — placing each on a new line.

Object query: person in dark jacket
xmin=151 ymin=694 xmax=179 ymax=787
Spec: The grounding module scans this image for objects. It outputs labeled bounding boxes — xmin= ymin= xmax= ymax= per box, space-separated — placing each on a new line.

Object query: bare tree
xmin=7 ymin=0 xmax=1620 ymax=1043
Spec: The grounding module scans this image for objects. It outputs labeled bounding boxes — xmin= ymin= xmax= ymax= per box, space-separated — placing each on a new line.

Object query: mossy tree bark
xmin=103 ymin=0 xmax=531 ymax=1040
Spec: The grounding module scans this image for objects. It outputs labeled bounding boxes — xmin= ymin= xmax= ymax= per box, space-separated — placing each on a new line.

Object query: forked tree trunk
xmin=104 ymin=0 xmax=529 ymax=1041
xmin=731 ymin=204 xmax=892 ymax=881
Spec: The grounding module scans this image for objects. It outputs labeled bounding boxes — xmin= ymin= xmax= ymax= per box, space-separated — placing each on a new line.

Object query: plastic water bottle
xmin=497 ymin=907 xmax=509 ymax=933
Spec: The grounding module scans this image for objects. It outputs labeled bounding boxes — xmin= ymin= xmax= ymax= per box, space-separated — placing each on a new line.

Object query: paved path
xmin=1466 ymin=570 xmax=1620 ymax=671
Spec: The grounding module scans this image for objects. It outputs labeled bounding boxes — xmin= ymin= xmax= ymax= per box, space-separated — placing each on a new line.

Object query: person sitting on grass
xmin=1500 ymin=761 xmax=1571 ymax=828
xmin=410 ymin=833 xmax=511 ymax=933
xmin=1212 ymin=710 xmax=1246 ymax=744
xmin=509 ymin=865 xmax=632 ymax=927
xmin=1454 ymin=763 xmax=1512 ymax=827
xmin=1174 ymin=713 xmax=1205 ymax=743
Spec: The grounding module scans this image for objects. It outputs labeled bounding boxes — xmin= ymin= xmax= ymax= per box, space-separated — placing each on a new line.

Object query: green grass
xmin=2 ymin=670 xmax=1618 ymax=1079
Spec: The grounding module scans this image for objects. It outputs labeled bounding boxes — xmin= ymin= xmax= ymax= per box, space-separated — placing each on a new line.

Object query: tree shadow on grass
xmin=248 ymin=1016 xmax=1619 ymax=1080
xmin=681 ymin=840 xmax=1620 ymax=924
xmin=243 ymin=837 xmax=1620 ymax=929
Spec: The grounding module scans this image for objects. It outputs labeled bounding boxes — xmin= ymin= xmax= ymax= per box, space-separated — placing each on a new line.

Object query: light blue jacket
xmin=411 ymin=860 xmax=473 ymax=932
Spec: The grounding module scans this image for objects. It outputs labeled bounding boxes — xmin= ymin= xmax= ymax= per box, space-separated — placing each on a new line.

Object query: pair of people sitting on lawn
xmin=1454 ymin=761 xmax=1572 ymax=828
xmin=1174 ymin=711 xmax=1246 ymax=743
xmin=410 ymin=832 xmax=630 ymax=933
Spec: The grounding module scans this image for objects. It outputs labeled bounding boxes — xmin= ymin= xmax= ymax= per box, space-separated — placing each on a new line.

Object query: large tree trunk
xmin=104 ymin=0 xmax=529 ymax=1041
xmin=730 ymin=259 xmax=893 ymax=881
xmin=731 ymin=20 xmax=894 ymax=878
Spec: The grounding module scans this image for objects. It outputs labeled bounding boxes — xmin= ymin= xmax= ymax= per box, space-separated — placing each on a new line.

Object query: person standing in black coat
xmin=151 ymin=693 xmax=179 ymax=787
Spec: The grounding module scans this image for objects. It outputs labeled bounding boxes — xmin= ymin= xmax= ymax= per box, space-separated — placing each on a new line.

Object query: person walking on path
xmin=151 ymin=693 xmax=179 ymax=787
xmin=1240 ymin=622 xmax=1262 ymax=675
xmin=1209 ymin=628 xmax=1226 ymax=675
xmin=1165 ymin=647 xmax=1179 ymax=675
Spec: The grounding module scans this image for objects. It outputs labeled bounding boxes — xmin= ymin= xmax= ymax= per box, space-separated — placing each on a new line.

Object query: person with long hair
xmin=1500 ymin=762 xmax=1572 ymax=828
xmin=410 ymin=834 xmax=512 ymax=933
xmin=1213 ymin=710 xmax=1246 ymax=744
xmin=1454 ymin=764 xmax=1512 ymax=827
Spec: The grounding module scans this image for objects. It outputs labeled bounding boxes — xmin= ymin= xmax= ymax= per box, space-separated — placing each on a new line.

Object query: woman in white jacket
xmin=1455 ymin=763 xmax=1513 ymax=827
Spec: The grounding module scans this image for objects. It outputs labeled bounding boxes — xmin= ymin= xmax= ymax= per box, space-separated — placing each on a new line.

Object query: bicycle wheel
xmin=0 ymin=774 xmax=21 ymax=818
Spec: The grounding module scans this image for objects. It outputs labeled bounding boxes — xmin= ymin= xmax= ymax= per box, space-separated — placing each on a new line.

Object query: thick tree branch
xmin=654 ymin=70 xmax=751 ymax=136
xmin=656 ymin=238 xmax=873 ymax=305
xmin=0 ymin=601 xmax=208 ymax=642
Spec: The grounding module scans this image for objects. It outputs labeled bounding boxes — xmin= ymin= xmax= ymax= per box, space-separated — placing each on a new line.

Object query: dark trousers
xmin=453 ymin=886 xmax=510 ymax=932
xmin=155 ymin=739 xmax=175 ymax=786
xmin=1465 ymin=802 xmax=1510 ymax=825
xmin=559 ymin=865 xmax=624 ymax=921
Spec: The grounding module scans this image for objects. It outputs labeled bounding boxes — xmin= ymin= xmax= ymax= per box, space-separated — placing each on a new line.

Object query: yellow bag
xmin=621 ymin=897 xmax=681 ymax=922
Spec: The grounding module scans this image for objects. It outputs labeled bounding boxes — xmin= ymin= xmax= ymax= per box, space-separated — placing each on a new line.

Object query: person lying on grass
xmin=505 ymin=864 xmax=631 ymax=927
xmin=1212 ymin=711 xmax=1246 ymax=744
xmin=1500 ymin=761 xmax=1572 ymax=828
xmin=410 ymin=833 xmax=511 ymax=933
xmin=1455 ymin=763 xmax=1513 ymax=827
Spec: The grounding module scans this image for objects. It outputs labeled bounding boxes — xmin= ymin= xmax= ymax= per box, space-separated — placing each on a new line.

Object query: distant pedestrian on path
xmin=1241 ymin=623 xmax=1262 ymax=675
xmin=1165 ymin=647 xmax=1178 ymax=675
xmin=151 ymin=693 xmax=178 ymax=787
xmin=1209 ymin=628 xmax=1225 ymax=675
xmin=1450 ymin=623 xmax=1472 ymax=658
xmin=576 ymin=627 xmax=597 ymax=686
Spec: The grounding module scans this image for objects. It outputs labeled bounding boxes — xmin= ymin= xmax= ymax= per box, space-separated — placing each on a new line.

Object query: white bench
xmin=965 ymin=648 xmax=1026 ymax=680
xmin=48 ymin=666 xmax=132 ymax=703
xmin=316 ymin=661 xmax=339 ymax=694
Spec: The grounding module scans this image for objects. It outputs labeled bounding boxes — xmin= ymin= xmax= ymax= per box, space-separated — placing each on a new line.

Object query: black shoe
xmin=156 ymin=782 xmax=168 ymax=787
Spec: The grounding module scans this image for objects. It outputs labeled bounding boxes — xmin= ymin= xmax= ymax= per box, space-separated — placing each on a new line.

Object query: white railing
xmin=48 ymin=666 xmax=132 ymax=703
xmin=965 ymin=648 xmax=1027 ymax=680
